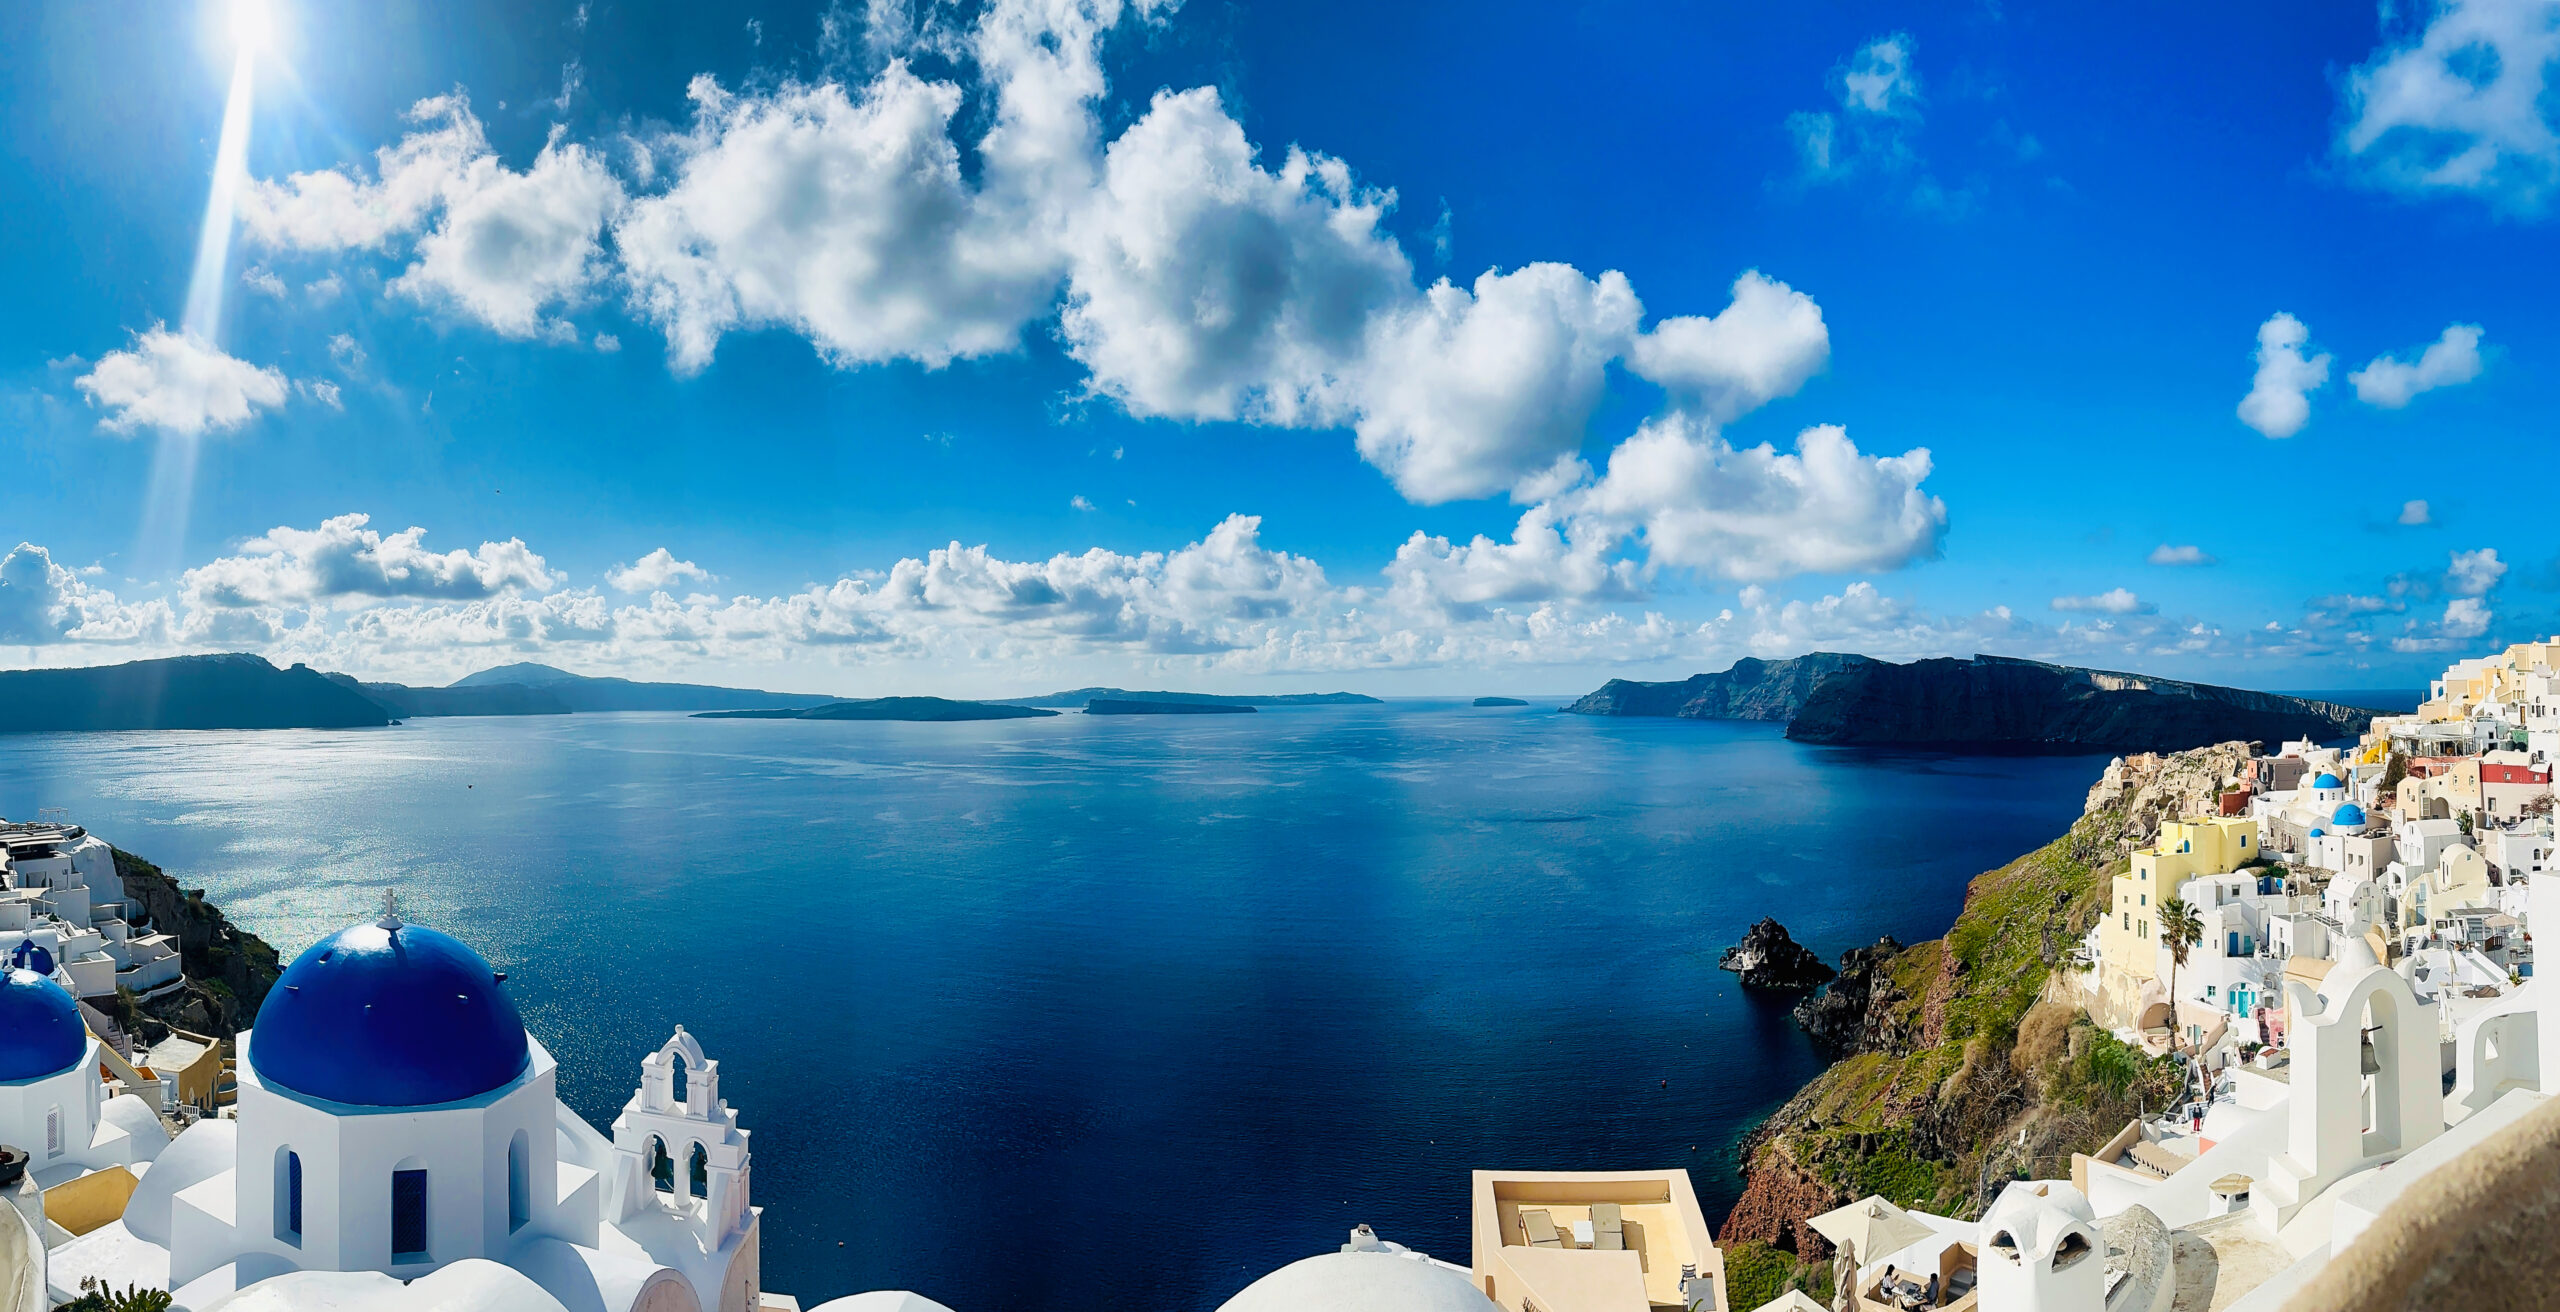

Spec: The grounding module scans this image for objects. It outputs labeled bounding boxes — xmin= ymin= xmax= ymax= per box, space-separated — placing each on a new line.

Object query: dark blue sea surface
xmin=0 ymin=703 xmax=2108 ymax=1310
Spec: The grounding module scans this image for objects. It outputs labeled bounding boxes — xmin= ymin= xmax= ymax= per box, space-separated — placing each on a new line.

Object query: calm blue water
xmin=0 ymin=704 xmax=2107 ymax=1310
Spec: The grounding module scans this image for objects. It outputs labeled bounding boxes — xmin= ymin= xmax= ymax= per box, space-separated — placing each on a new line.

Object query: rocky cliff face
xmin=1566 ymin=653 xmax=2371 ymax=752
xmin=0 ymin=653 xmax=392 ymax=732
xmin=1718 ymin=745 xmax=2228 ymax=1268
xmin=1784 ymin=656 xmax=2370 ymax=751
xmin=111 ymin=846 xmax=283 ymax=1036
xmin=1564 ymin=654 xmax=1878 ymax=720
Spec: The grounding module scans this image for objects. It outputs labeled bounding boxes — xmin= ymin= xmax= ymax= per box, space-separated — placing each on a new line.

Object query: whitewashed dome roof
xmin=1219 ymin=1228 xmax=1497 ymax=1312
xmin=806 ymin=1295 xmax=962 ymax=1312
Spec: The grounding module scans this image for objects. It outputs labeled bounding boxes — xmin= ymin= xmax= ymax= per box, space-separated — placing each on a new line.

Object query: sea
xmin=0 ymin=702 xmax=2132 ymax=1309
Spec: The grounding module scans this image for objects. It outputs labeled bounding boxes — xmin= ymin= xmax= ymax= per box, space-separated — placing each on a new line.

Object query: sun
xmin=228 ymin=0 xmax=274 ymax=55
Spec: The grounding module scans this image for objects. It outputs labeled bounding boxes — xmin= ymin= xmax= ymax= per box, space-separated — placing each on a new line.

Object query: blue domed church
xmin=44 ymin=905 xmax=769 ymax=1312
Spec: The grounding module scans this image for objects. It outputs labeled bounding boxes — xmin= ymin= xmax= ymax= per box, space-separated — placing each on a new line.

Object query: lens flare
xmin=229 ymin=0 xmax=273 ymax=53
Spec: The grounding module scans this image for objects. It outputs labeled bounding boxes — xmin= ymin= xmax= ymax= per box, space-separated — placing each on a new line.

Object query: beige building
xmin=1470 ymin=1169 xmax=1723 ymax=1312
xmin=2096 ymin=816 xmax=2256 ymax=1021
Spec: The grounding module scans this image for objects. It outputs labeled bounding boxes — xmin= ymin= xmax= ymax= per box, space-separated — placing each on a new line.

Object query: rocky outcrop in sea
xmin=1790 ymin=935 xmax=1907 ymax=1057
xmin=1719 ymin=918 xmax=1836 ymax=990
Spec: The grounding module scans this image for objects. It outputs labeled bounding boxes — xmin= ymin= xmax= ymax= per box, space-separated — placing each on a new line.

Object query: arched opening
xmin=274 ymin=1147 xmax=302 ymax=1246
xmin=2360 ymin=990 xmax=2403 ymax=1153
xmin=1987 ymin=1231 xmax=2018 ymax=1262
xmin=391 ymin=1164 xmax=430 ymax=1263
xmin=2052 ymin=1230 xmax=2093 ymax=1272
xmin=671 ymin=1052 xmax=688 ymax=1106
xmin=688 ymin=1142 xmax=709 ymax=1198
xmin=508 ymin=1130 xmax=531 ymax=1232
xmin=649 ymin=1135 xmax=674 ymax=1194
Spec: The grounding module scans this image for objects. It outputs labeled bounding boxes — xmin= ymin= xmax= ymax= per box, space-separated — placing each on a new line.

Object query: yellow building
xmin=2096 ymin=816 xmax=2256 ymax=1019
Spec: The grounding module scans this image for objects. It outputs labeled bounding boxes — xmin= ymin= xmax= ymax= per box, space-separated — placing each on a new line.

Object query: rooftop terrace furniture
xmin=1591 ymin=1200 xmax=1624 ymax=1251
xmin=1520 ymin=1208 xmax=1564 ymax=1249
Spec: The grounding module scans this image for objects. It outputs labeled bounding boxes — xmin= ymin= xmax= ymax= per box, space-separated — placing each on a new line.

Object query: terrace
xmin=1470 ymin=1170 xmax=1723 ymax=1312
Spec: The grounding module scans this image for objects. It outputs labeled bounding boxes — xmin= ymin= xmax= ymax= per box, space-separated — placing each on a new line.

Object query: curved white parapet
xmin=0 ymin=1198 xmax=42 ymax=1312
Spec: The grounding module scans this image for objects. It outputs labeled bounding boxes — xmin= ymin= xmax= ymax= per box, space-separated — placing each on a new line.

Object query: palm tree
xmin=2158 ymin=896 xmax=2206 ymax=1100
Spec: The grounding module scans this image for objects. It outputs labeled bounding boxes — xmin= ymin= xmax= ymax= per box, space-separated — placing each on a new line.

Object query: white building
xmin=37 ymin=907 xmax=788 ymax=1312
xmin=0 ymin=822 xmax=182 ymax=1008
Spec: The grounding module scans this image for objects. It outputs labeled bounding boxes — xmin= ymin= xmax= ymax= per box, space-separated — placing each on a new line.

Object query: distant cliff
xmin=449 ymin=662 xmax=840 ymax=712
xmin=1086 ymin=699 xmax=1254 ymax=715
xmin=1568 ymin=654 xmax=1877 ymax=722
xmin=1567 ymin=653 xmax=2372 ymax=751
xmin=695 ymin=697 xmax=1057 ymax=722
xmin=323 ymin=673 xmax=572 ymax=718
xmin=0 ymin=654 xmax=392 ymax=732
xmin=997 ymin=687 xmax=1380 ymax=708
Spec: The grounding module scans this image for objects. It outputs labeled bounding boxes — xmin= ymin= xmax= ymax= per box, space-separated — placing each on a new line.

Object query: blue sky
xmin=3 ymin=0 xmax=2555 ymax=695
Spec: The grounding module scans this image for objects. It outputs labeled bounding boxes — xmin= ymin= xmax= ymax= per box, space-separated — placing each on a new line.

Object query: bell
xmin=2360 ymin=1031 xmax=2381 ymax=1076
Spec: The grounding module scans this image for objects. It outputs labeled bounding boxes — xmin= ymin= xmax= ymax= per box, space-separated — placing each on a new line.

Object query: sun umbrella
xmin=1808 ymin=1195 xmax=1936 ymax=1267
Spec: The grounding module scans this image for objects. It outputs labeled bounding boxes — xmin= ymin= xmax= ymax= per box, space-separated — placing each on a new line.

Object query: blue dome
xmin=250 ymin=920 xmax=528 ymax=1107
xmin=2308 ymin=828 xmax=2325 ymax=838
xmin=2332 ymin=803 xmax=2367 ymax=827
xmin=6 ymin=941 xmax=55 ymax=976
xmin=2312 ymin=773 xmax=2344 ymax=790
xmin=0 ymin=967 xmax=88 ymax=1083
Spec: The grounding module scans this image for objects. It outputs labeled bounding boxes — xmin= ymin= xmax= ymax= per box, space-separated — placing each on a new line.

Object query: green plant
xmin=63 ymin=1277 xmax=175 ymax=1311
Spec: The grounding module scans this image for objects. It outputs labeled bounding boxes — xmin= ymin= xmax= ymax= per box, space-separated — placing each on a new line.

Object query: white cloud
xmin=1787 ymin=33 xmax=1939 ymax=194
xmin=2446 ymin=546 xmax=2507 ymax=594
xmin=2148 ymin=544 xmax=2215 ymax=566
xmin=242 ymin=265 xmax=287 ymax=298
xmin=2349 ymin=322 xmax=2484 ymax=407
xmin=1574 ymin=419 xmax=1946 ymax=582
xmin=1383 ymin=502 xmax=1640 ymax=615
xmin=72 ymin=327 xmax=290 ymax=437
xmin=1346 ymin=264 xmax=1639 ymax=502
xmin=328 ymin=333 xmax=366 ymax=369
xmin=2051 ymin=588 xmax=2156 ymax=615
xmin=1840 ymin=33 xmax=1920 ymax=117
xmin=2399 ymin=498 xmax=2432 ymax=525
xmin=294 ymin=378 xmax=344 ymax=410
xmin=0 ymin=543 xmax=171 ymax=645
xmin=304 ymin=273 xmax=344 ymax=303
xmin=1625 ymin=271 xmax=1830 ymax=423
xmin=2339 ymin=0 xmax=2560 ymax=213
xmin=241 ymin=94 xmax=623 ymax=338
xmin=593 ymin=332 xmax=621 ymax=353
xmin=606 ymin=547 xmax=713 ymax=594
xmin=1070 ymin=495 xmax=1096 ymax=511
xmin=181 ymin=513 xmax=554 ymax=609
xmin=2237 ymin=312 xmax=2329 ymax=438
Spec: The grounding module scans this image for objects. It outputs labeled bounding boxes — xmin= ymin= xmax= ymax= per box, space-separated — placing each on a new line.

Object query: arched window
xmin=649 ymin=1136 xmax=674 ymax=1193
xmin=275 ymin=1148 xmax=302 ymax=1245
xmin=2053 ymin=1231 xmax=2093 ymax=1271
xmin=508 ymin=1131 xmax=531 ymax=1232
xmin=391 ymin=1167 xmax=430 ymax=1263
xmin=671 ymin=1052 xmax=688 ymax=1106
xmin=689 ymin=1142 xmax=709 ymax=1199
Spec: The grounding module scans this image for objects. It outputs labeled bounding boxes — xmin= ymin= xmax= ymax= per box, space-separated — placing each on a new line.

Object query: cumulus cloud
xmin=2399 ymin=498 xmax=2432 ymax=525
xmin=225 ymin=0 xmax=1944 ymax=594
xmin=2148 ymin=544 xmax=2215 ymax=566
xmin=606 ymin=548 xmax=714 ymax=594
xmin=1626 ymin=271 xmax=1830 ymax=423
xmin=180 ymin=513 xmax=554 ymax=610
xmin=2446 ymin=546 xmax=2507 ymax=594
xmin=2237 ymin=312 xmax=2329 ymax=438
xmin=72 ymin=327 xmax=290 ymax=437
xmin=0 ymin=544 xmax=170 ymax=646
xmin=242 ymin=265 xmax=287 ymax=298
xmin=1384 ymin=503 xmax=1640 ymax=615
xmin=2338 ymin=0 xmax=2560 ymax=214
xmin=2349 ymin=322 xmax=2484 ymax=407
xmin=2394 ymin=595 xmax=2496 ymax=651
xmin=2051 ymin=588 xmax=2156 ymax=615
xmin=241 ymin=94 xmax=623 ymax=338
xmin=1574 ymin=420 xmax=1946 ymax=582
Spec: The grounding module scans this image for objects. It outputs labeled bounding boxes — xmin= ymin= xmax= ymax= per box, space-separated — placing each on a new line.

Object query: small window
xmin=508 ymin=1132 xmax=531 ymax=1233
xmin=671 ymin=1053 xmax=689 ymax=1106
xmin=45 ymin=1107 xmax=61 ymax=1157
xmin=392 ymin=1169 xmax=429 ymax=1262
xmin=277 ymin=1149 xmax=303 ymax=1245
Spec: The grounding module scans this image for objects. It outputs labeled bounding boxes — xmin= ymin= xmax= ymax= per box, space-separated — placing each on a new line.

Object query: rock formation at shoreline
xmin=1717 ymin=743 xmax=2245 ymax=1272
xmin=1567 ymin=653 xmax=2375 ymax=752
xmin=108 ymin=846 xmax=285 ymax=1038
xmin=1473 ymin=696 xmax=1529 ymax=707
xmin=1719 ymin=918 xmax=1837 ymax=989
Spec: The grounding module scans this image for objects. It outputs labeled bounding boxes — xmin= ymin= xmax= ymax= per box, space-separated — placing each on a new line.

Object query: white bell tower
xmin=608 ymin=1026 xmax=761 ymax=1312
